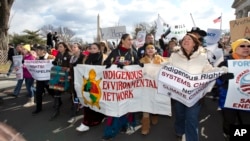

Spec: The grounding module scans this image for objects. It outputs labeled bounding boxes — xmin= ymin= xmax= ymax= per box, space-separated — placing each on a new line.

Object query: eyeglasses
xmin=239 ymin=45 xmax=250 ymax=48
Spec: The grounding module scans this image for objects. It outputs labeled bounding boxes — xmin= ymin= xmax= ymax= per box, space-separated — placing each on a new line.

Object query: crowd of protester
xmin=2 ymin=27 xmax=250 ymax=141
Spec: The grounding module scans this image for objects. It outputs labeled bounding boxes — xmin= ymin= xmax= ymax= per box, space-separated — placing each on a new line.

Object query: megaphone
xmin=162 ymin=27 xmax=171 ymax=38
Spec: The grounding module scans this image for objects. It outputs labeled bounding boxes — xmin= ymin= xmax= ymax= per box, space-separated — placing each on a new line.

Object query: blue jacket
xmin=216 ymin=55 xmax=232 ymax=108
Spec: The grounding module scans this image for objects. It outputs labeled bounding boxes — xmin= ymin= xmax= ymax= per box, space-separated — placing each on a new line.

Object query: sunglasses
xmin=239 ymin=45 xmax=250 ymax=48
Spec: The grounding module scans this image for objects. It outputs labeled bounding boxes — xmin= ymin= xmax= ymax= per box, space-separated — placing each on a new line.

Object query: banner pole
xmin=190 ymin=13 xmax=196 ymax=27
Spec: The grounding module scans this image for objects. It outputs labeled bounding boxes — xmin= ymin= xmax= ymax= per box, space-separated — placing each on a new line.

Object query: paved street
xmin=0 ymin=74 xmax=225 ymax=141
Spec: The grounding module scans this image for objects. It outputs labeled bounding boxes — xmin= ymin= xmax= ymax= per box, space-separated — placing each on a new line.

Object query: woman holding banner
xmin=50 ymin=42 xmax=71 ymax=120
xmin=67 ymin=43 xmax=85 ymax=123
xmin=102 ymin=33 xmax=143 ymax=140
xmin=139 ymin=43 xmax=165 ymax=135
xmin=167 ymin=33 xmax=227 ymax=141
xmin=216 ymin=38 xmax=250 ymax=140
xmin=75 ymin=42 xmax=105 ymax=132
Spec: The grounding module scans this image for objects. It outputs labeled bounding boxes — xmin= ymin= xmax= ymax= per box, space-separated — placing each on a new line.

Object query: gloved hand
xmin=139 ymin=63 xmax=144 ymax=67
xmin=52 ymin=60 xmax=56 ymax=65
xmin=220 ymin=73 xmax=234 ymax=81
xmin=105 ymin=63 xmax=112 ymax=69
xmin=73 ymin=63 xmax=77 ymax=67
xmin=117 ymin=63 xmax=124 ymax=69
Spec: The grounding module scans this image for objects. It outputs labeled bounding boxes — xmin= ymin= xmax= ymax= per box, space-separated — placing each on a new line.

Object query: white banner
xmin=101 ymin=26 xmax=126 ymax=40
xmin=24 ymin=60 xmax=53 ymax=80
xmin=205 ymin=28 xmax=222 ymax=45
xmin=135 ymin=30 xmax=146 ymax=48
xmin=12 ymin=55 xmax=23 ymax=80
xmin=158 ymin=64 xmax=224 ymax=107
xmin=74 ymin=64 xmax=171 ymax=117
xmin=224 ymin=60 xmax=250 ymax=111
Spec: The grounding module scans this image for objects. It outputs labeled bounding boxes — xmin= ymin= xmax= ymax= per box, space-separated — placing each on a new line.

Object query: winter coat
xmin=52 ymin=51 xmax=71 ymax=67
xmin=168 ymin=47 xmax=214 ymax=74
xmin=104 ymin=46 xmax=139 ymax=65
xmin=7 ymin=47 xmax=16 ymax=61
xmin=84 ymin=52 xmax=103 ymax=65
xmin=137 ymin=43 xmax=163 ymax=59
xmin=140 ymin=54 xmax=165 ymax=64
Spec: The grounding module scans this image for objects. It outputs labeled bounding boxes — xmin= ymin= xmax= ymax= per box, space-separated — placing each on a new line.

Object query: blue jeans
xmin=25 ymin=78 xmax=34 ymax=98
xmin=174 ymin=101 xmax=201 ymax=141
xmin=13 ymin=79 xmax=24 ymax=96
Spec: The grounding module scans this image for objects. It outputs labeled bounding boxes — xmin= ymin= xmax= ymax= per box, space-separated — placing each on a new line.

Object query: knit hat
xmin=231 ymin=39 xmax=250 ymax=53
xmin=23 ymin=44 xmax=31 ymax=52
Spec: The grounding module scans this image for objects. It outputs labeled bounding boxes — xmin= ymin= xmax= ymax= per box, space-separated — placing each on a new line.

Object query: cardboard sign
xmin=230 ymin=17 xmax=250 ymax=41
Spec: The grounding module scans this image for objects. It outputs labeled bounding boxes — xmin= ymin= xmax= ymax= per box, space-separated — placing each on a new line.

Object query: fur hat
xmin=23 ymin=44 xmax=31 ymax=52
xmin=231 ymin=38 xmax=250 ymax=53
xmin=187 ymin=27 xmax=207 ymax=37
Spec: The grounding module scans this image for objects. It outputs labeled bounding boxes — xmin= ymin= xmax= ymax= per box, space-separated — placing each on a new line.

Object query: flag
xmin=213 ymin=16 xmax=221 ymax=23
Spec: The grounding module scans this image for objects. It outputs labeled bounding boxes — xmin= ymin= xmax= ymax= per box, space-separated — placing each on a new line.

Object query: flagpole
xmin=190 ymin=13 xmax=196 ymax=27
xmin=220 ymin=13 xmax=222 ymax=31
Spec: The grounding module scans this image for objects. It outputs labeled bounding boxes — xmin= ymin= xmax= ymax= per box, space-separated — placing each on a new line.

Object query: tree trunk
xmin=0 ymin=0 xmax=14 ymax=63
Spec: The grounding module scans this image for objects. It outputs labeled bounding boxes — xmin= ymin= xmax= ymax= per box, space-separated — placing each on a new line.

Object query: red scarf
xmin=119 ymin=46 xmax=129 ymax=52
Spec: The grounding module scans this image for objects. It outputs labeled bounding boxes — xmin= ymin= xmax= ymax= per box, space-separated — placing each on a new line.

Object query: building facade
xmin=232 ymin=0 xmax=250 ymax=19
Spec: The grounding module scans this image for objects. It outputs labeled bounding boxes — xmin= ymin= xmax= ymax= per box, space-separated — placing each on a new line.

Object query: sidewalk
xmin=0 ymin=74 xmax=18 ymax=91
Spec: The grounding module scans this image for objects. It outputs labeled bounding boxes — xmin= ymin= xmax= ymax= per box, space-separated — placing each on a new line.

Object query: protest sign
xmin=205 ymin=28 xmax=222 ymax=45
xmin=24 ymin=60 xmax=53 ymax=80
xmin=158 ymin=64 xmax=224 ymax=107
xmin=230 ymin=17 xmax=250 ymax=41
xmin=101 ymin=26 xmax=126 ymax=40
xmin=224 ymin=60 xmax=250 ymax=110
xmin=135 ymin=30 xmax=146 ymax=48
xmin=12 ymin=55 xmax=23 ymax=80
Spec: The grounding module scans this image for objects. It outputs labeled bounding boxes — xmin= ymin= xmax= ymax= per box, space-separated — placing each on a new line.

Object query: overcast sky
xmin=9 ymin=0 xmax=235 ymax=42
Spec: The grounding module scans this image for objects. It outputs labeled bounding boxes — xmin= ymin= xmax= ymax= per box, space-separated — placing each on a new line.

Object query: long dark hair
xmin=181 ymin=33 xmax=201 ymax=60
xmin=117 ymin=33 xmax=130 ymax=48
xmin=58 ymin=42 xmax=70 ymax=53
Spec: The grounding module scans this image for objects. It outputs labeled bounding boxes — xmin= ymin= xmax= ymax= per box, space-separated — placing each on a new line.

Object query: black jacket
xmin=7 ymin=47 xmax=16 ymax=61
xmin=52 ymin=51 xmax=71 ymax=67
xmin=85 ymin=52 xmax=103 ymax=65
xmin=104 ymin=47 xmax=139 ymax=65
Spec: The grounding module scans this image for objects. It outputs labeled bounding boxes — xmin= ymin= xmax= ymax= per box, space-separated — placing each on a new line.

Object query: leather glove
xmin=220 ymin=73 xmax=234 ymax=81
xmin=105 ymin=63 xmax=112 ymax=69
xmin=117 ymin=63 xmax=124 ymax=69
xmin=139 ymin=63 xmax=144 ymax=67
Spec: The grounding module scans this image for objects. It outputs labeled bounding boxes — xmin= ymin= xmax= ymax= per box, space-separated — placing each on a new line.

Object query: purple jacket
xmin=23 ymin=53 xmax=35 ymax=78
